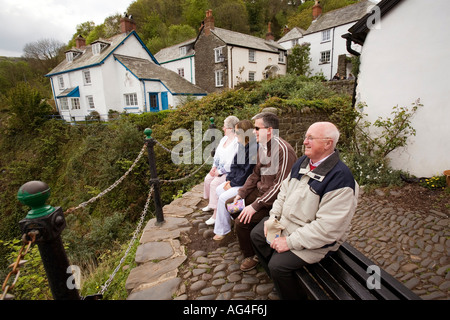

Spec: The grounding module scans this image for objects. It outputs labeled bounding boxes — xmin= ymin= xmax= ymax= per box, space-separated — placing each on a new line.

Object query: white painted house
xmin=154 ymin=38 xmax=196 ymax=85
xmin=283 ymin=0 xmax=373 ymax=80
xmin=46 ymin=18 xmax=206 ymax=122
xmin=345 ymin=0 xmax=450 ymax=178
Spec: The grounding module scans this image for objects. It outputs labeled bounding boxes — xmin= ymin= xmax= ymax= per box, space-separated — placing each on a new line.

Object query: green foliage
xmin=420 ymin=176 xmax=447 ymax=190
xmin=333 ymin=99 xmax=423 ymax=187
xmin=4 ymin=82 xmax=52 ymax=134
xmin=287 ymin=43 xmax=312 ymax=77
xmin=1 ymin=239 xmax=52 ymax=300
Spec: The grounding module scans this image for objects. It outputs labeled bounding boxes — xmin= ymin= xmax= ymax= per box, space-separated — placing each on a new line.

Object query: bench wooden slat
xmin=339 ymin=243 xmax=421 ymax=300
xmin=334 ymin=248 xmax=400 ymax=300
xmin=307 ymin=263 xmax=355 ymax=300
xmin=320 ymin=255 xmax=378 ymax=300
xmin=295 ymin=242 xmax=421 ymax=300
xmin=296 ymin=267 xmax=331 ymax=300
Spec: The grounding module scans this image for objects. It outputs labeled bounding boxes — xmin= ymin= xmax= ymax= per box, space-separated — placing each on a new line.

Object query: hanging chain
xmin=65 ymin=144 xmax=146 ymax=214
xmin=1 ymin=231 xmax=38 ymax=300
xmin=96 ymin=185 xmax=154 ymax=297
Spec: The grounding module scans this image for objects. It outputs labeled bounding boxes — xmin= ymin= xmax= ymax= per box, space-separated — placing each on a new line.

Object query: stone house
xmin=156 ymin=10 xmax=287 ymax=93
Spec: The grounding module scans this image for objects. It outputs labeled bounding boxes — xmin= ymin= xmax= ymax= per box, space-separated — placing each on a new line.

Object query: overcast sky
xmin=0 ymin=0 xmax=132 ymax=57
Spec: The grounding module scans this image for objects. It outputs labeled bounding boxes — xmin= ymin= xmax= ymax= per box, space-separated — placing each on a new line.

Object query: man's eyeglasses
xmin=254 ymin=126 xmax=267 ymax=131
xmin=304 ymin=135 xmax=332 ymax=141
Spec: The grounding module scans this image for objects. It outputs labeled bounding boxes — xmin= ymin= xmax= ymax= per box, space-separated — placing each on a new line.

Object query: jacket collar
xmin=299 ymin=150 xmax=340 ymax=182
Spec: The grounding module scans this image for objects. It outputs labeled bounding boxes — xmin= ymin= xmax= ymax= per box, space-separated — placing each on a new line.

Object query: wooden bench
xmin=295 ymin=242 xmax=421 ymax=300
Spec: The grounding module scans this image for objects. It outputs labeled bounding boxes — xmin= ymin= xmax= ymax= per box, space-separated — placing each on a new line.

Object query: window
xmin=322 ymin=29 xmax=331 ymax=42
xmin=320 ymin=50 xmax=331 ymax=64
xmin=124 ymin=93 xmax=138 ymax=106
xmin=178 ymin=68 xmax=185 ymax=78
xmin=179 ymin=46 xmax=187 ymax=56
xmin=248 ymin=72 xmax=255 ymax=82
xmin=86 ymin=96 xmax=95 ymax=109
xmin=58 ymin=76 xmax=65 ymax=90
xmin=83 ymin=70 xmax=91 ymax=85
xmin=214 ymin=47 xmax=224 ymax=63
xmin=248 ymin=50 xmax=255 ymax=62
xmin=278 ymin=51 xmax=286 ymax=64
xmin=92 ymin=42 xmax=108 ymax=55
xmin=291 ymin=39 xmax=299 ymax=47
xmin=215 ymin=70 xmax=224 ymax=87
xmin=71 ymin=98 xmax=80 ymax=110
xmin=60 ymin=98 xmax=69 ymax=110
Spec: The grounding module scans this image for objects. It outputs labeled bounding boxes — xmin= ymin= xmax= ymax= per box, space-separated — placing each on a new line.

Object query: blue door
xmin=149 ymin=93 xmax=159 ymax=112
xmin=161 ymin=92 xmax=168 ymax=110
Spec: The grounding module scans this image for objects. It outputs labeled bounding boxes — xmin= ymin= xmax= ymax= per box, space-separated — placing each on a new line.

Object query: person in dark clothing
xmin=213 ymin=120 xmax=257 ymax=240
xmin=233 ymin=112 xmax=297 ymax=271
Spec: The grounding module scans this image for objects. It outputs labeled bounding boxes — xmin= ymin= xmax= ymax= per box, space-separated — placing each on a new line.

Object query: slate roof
xmin=277 ymin=27 xmax=307 ymax=43
xmin=114 ymin=54 xmax=206 ymax=95
xmin=210 ymin=27 xmax=286 ymax=53
xmin=46 ymin=32 xmax=158 ymax=76
xmin=305 ymin=0 xmax=374 ymax=34
xmin=154 ymin=38 xmax=196 ymax=63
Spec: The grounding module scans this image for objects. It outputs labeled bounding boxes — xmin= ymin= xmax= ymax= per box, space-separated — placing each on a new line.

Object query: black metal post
xmin=17 ymin=181 xmax=80 ymax=300
xmin=209 ymin=117 xmax=216 ymax=157
xmin=144 ymin=128 xmax=165 ymax=226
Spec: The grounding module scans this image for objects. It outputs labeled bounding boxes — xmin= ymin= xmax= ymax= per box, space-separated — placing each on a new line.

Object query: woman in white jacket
xmin=202 ymin=116 xmax=239 ymax=225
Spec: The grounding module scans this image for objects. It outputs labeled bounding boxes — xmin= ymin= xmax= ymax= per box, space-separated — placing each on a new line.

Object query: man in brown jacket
xmin=233 ymin=112 xmax=296 ymax=271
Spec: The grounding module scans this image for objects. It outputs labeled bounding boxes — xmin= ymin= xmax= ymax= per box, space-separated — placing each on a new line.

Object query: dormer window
xmin=179 ymin=46 xmax=187 ymax=56
xmin=92 ymin=41 xmax=109 ymax=55
xmin=66 ymin=51 xmax=80 ymax=62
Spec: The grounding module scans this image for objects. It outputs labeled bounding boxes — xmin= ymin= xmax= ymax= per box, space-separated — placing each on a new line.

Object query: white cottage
xmin=46 ymin=18 xmax=206 ymax=122
xmin=300 ymin=0 xmax=373 ymax=80
xmin=345 ymin=0 xmax=450 ymax=178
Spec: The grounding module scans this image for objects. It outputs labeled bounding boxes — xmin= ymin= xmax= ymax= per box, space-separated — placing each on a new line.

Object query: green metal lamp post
xmin=17 ymin=181 xmax=80 ymax=300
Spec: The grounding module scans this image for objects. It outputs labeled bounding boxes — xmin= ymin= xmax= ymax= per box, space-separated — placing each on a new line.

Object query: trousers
xmin=233 ymin=189 xmax=270 ymax=258
xmin=250 ymin=216 xmax=308 ymax=300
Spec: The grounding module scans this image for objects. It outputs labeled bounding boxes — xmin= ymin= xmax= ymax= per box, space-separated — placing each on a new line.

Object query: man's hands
xmin=237 ymin=204 xmax=256 ymax=224
xmin=264 ymin=219 xmax=288 ymax=253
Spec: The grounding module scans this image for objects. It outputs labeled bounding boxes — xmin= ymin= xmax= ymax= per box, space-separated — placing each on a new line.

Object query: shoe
xmin=213 ymin=234 xmax=225 ymax=241
xmin=202 ymin=206 xmax=213 ymax=212
xmin=205 ymin=217 xmax=215 ymax=225
xmin=240 ymin=256 xmax=258 ymax=272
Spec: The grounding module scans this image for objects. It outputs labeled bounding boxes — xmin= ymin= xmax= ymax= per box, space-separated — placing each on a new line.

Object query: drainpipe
xmin=142 ymin=80 xmax=147 ymax=112
xmin=342 ymin=33 xmax=361 ymax=108
xmin=330 ymin=27 xmax=335 ymax=79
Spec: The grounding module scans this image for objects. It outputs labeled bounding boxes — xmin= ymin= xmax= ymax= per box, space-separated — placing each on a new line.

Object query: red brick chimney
xmin=265 ymin=22 xmax=275 ymax=41
xmin=312 ymin=0 xmax=323 ymax=20
xmin=75 ymin=35 xmax=86 ymax=49
xmin=120 ymin=16 xmax=136 ymax=34
xmin=204 ymin=9 xmax=215 ymax=36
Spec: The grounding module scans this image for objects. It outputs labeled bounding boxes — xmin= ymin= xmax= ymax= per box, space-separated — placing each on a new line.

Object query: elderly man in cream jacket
xmin=250 ymin=122 xmax=359 ymax=300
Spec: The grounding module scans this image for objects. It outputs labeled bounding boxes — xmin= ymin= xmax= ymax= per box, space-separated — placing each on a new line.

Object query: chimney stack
xmin=265 ymin=22 xmax=275 ymax=41
xmin=312 ymin=0 xmax=322 ymax=20
xmin=204 ymin=9 xmax=215 ymax=36
xmin=75 ymin=35 xmax=86 ymax=49
xmin=120 ymin=15 xmax=136 ymax=34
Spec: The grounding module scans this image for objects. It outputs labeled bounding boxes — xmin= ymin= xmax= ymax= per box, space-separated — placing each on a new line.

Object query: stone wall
xmin=323 ymin=79 xmax=355 ymax=96
xmin=261 ymin=107 xmax=331 ymax=157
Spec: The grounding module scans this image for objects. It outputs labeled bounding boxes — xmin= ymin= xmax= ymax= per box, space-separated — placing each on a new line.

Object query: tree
xmin=22 ymin=38 xmax=65 ymax=73
xmin=287 ymin=43 xmax=312 ymax=76
xmin=4 ymin=82 xmax=52 ymax=134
